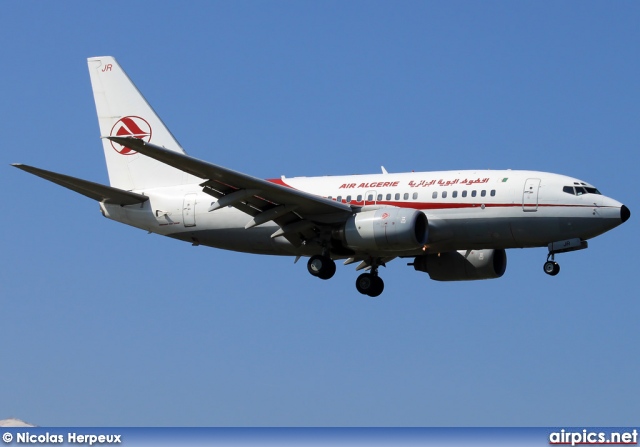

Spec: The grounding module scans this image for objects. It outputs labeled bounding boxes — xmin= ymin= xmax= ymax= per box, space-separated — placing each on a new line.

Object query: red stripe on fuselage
xmin=264 ymin=179 xmax=600 ymax=211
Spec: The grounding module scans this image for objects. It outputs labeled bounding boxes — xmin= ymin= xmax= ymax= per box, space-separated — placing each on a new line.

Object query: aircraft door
xmin=522 ymin=178 xmax=540 ymax=212
xmin=365 ymin=190 xmax=377 ymax=205
xmin=183 ymin=193 xmax=197 ymax=227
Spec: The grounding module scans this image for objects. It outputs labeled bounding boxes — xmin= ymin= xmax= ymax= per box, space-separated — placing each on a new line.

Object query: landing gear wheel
xmin=307 ymin=255 xmax=336 ymax=280
xmin=355 ymin=273 xmax=384 ymax=297
xmin=543 ymin=261 xmax=560 ymax=276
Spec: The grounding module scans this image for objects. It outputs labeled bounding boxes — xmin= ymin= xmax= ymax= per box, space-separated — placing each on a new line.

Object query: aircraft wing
xmin=107 ymin=137 xmax=353 ymax=245
xmin=12 ymin=163 xmax=149 ymax=206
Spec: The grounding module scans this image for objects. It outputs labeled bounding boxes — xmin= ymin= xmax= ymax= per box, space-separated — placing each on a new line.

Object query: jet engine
xmin=335 ymin=208 xmax=428 ymax=252
xmin=412 ymin=249 xmax=507 ymax=281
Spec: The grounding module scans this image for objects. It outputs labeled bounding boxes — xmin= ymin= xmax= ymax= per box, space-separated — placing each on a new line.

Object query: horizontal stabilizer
xmin=12 ymin=164 xmax=148 ymax=206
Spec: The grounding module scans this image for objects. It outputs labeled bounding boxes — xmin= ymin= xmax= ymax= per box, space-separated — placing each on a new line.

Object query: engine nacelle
xmin=413 ymin=249 xmax=507 ymax=281
xmin=337 ymin=208 xmax=428 ymax=252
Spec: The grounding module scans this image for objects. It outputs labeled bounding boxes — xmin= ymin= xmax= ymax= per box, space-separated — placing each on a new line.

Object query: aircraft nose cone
xmin=621 ymin=205 xmax=630 ymax=223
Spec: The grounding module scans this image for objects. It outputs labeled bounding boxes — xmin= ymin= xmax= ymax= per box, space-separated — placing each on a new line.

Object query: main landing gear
xmin=307 ymin=254 xmax=336 ymax=280
xmin=355 ymin=271 xmax=384 ymax=297
xmin=306 ymin=254 xmax=385 ymax=297
xmin=355 ymin=259 xmax=384 ymax=297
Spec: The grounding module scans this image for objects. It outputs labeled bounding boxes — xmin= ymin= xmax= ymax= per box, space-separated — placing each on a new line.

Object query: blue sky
xmin=1 ymin=1 xmax=638 ymax=426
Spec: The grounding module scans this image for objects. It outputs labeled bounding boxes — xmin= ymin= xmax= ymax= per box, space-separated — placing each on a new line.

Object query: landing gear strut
xmin=307 ymin=254 xmax=336 ymax=280
xmin=355 ymin=262 xmax=384 ymax=297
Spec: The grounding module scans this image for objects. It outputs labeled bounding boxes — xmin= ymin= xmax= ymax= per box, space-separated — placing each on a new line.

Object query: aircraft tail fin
xmin=88 ymin=56 xmax=190 ymax=190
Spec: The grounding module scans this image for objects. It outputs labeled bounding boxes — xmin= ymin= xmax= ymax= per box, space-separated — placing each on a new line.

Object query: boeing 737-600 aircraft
xmin=13 ymin=56 xmax=630 ymax=297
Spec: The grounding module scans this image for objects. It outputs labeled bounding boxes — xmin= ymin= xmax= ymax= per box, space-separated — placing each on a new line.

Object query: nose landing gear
xmin=543 ymin=238 xmax=588 ymax=276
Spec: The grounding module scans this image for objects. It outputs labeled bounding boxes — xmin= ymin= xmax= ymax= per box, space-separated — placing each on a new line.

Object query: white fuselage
xmin=100 ymin=169 xmax=624 ymax=258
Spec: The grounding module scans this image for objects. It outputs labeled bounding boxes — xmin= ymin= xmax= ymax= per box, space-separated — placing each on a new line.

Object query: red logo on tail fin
xmin=109 ymin=116 xmax=152 ymax=155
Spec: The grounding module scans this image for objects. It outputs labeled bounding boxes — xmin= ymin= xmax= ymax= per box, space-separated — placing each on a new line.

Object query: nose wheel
xmin=543 ymin=254 xmax=560 ymax=276
xmin=543 ymin=260 xmax=560 ymax=276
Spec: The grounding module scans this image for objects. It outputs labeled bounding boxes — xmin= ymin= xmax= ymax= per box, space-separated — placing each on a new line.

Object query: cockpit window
xmin=563 ymin=185 xmax=601 ymax=196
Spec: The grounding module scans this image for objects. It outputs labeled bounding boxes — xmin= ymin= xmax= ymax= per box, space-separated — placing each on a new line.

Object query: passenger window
xmin=403 ymin=193 xmax=409 ymax=200
xmin=367 ymin=194 xmax=373 ymax=201
xmin=412 ymin=192 xmax=418 ymax=200
xmin=377 ymin=194 xmax=382 ymax=201
xmin=462 ymin=191 xmax=467 ymax=198
xmin=481 ymin=190 xmax=486 ymax=197
xmin=395 ymin=193 xmax=400 ymax=200
xmin=490 ymin=190 xmax=496 ymax=197
xmin=355 ymin=195 xmax=362 ymax=202
xmin=386 ymin=193 xmax=391 ymax=200
xmin=432 ymin=191 xmax=438 ymax=199
xmin=327 ymin=196 xmax=332 ymax=200
xmin=471 ymin=190 xmax=477 ymax=197
xmin=346 ymin=195 xmax=352 ymax=203
xmin=452 ymin=191 xmax=458 ymax=198
xmin=442 ymin=191 xmax=447 ymax=199
xmin=337 ymin=195 xmax=342 ymax=202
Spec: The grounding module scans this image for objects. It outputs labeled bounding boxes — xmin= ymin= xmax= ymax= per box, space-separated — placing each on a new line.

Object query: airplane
xmin=13 ymin=56 xmax=631 ymax=297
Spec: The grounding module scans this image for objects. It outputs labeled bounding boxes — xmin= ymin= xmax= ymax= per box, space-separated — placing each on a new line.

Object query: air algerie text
xmin=339 ymin=181 xmax=400 ymax=189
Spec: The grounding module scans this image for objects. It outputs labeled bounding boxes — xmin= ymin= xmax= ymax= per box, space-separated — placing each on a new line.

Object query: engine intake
xmin=337 ymin=208 xmax=428 ymax=252
xmin=413 ymin=249 xmax=507 ymax=281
